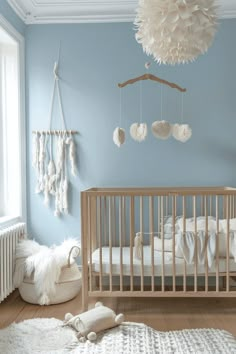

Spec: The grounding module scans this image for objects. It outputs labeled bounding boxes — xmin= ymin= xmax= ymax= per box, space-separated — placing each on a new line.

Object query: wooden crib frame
xmin=81 ymin=187 xmax=236 ymax=310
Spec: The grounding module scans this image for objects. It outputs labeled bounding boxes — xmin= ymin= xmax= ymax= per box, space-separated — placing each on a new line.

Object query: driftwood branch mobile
xmin=113 ymin=66 xmax=192 ymax=147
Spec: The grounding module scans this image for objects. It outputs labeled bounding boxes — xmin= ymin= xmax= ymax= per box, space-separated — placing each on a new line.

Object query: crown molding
xmin=6 ymin=0 xmax=236 ymax=24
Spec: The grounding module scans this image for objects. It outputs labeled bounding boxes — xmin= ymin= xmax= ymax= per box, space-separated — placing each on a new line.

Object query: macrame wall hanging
xmin=32 ymin=58 xmax=78 ymax=217
xmin=113 ymin=63 xmax=192 ymax=147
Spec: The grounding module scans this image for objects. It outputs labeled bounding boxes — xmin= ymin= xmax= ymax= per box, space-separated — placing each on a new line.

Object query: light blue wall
xmin=0 ymin=0 xmax=25 ymax=35
xmin=26 ymin=20 xmax=236 ymax=245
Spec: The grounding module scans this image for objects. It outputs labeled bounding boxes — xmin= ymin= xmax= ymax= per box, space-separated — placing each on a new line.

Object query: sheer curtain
xmin=0 ymin=40 xmax=20 ymax=218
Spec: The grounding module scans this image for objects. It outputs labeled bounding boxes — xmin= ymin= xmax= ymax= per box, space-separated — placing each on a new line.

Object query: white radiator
xmin=0 ymin=223 xmax=26 ymax=303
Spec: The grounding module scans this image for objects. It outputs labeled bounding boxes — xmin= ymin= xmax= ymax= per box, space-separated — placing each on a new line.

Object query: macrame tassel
xmin=56 ymin=136 xmax=65 ymax=177
xmin=32 ymin=132 xmax=40 ymax=170
xmin=59 ymin=177 xmax=64 ymax=213
xmin=33 ymin=133 xmax=41 ymax=194
xmin=43 ymin=174 xmax=50 ymax=206
xmin=62 ymin=178 xmax=69 ymax=214
xmin=54 ymin=188 xmax=60 ymax=217
xmin=66 ymin=136 xmax=77 ymax=176
xmin=48 ymin=160 xmax=57 ymax=195
xmin=38 ymin=134 xmax=46 ymax=192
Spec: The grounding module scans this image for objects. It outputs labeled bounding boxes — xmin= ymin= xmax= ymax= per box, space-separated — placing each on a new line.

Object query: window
xmin=0 ymin=16 xmax=26 ymax=227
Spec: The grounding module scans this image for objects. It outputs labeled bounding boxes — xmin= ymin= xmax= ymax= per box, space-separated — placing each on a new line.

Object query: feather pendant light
xmin=134 ymin=0 xmax=218 ymax=65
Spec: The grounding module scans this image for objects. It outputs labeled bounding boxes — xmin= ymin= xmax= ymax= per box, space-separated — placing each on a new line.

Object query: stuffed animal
xmin=64 ymin=302 xmax=124 ymax=341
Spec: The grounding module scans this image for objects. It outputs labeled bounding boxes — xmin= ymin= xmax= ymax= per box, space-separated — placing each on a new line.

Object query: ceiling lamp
xmin=134 ymin=0 xmax=218 ymax=65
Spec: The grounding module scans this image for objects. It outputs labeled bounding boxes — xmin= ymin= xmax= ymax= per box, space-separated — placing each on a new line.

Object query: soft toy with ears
xmin=64 ymin=302 xmax=124 ymax=341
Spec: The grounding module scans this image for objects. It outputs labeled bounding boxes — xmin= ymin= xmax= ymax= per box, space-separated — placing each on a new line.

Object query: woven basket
xmin=19 ymin=246 xmax=82 ymax=305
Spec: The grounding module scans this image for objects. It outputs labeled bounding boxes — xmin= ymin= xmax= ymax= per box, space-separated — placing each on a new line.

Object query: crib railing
xmin=81 ymin=187 xmax=236 ymax=309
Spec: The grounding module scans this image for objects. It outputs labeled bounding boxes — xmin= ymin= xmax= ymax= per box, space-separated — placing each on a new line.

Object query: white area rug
xmin=0 ymin=318 xmax=236 ymax=354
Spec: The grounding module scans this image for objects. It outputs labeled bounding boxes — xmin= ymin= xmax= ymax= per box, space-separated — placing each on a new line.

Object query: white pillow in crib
xmin=154 ymin=237 xmax=183 ymax=258
xmin=219 ymin=218 xmax=236 ymax=233
xmin=217 ymin=233 xmax=236 ymax=259
xmin=177 ymin=216 xmax=216 ymax=232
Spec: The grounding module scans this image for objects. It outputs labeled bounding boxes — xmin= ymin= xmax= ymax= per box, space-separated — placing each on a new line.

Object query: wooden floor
xmin=1 ymin=291 xmax=236 ymax=335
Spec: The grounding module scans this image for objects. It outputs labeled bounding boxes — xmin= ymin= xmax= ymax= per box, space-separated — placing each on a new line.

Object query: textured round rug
xmin=0 ymin=318 xmax=236 ymax=354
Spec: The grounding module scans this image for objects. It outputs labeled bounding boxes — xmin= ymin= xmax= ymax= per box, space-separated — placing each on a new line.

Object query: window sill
xmin=0 ymin=216 xmax=22 ymax=230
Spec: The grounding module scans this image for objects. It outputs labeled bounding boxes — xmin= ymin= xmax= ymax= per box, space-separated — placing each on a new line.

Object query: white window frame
xmin=0 ymin=15 xmax=26 ymax=229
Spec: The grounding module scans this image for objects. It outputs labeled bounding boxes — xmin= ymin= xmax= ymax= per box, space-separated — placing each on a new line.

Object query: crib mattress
xmin=92 ymin=246 xmax=236 ymax=277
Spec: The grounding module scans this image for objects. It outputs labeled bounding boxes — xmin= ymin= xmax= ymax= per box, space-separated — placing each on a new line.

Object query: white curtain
xmin=0 ymin=41 xmax=20 ymax=217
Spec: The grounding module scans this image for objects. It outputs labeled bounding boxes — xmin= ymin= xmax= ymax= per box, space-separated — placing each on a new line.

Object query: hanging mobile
xmin=113 ymin=89 xmax=125 ymax=147
xmin=172 ymin=93 xmax=192 ymax=143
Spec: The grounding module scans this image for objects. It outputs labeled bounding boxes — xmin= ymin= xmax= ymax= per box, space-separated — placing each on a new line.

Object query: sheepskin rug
xmin=0 ymin=318 xmax=236 ymax=354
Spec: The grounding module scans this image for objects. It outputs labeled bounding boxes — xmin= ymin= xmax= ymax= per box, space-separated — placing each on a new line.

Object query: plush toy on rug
xmin=64 ymin=302 xmax=124 ymax=341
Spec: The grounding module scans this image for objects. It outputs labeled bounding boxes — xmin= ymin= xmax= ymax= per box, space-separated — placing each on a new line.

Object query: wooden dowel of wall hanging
xmin=118 ymin=73 xmax=186 ymax=92
xmin=32 ymin=130 xmax=78 ymax=135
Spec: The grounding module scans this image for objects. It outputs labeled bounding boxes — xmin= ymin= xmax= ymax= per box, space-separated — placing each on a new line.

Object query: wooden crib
xmin=81 ymin=187 xmax=236 ymax=310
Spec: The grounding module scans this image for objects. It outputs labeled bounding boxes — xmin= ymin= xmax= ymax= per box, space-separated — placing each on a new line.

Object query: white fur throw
xmin=13 ymin=238 xmax=80 ymax=305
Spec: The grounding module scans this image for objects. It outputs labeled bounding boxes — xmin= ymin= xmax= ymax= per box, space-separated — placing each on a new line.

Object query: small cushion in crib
xmin=64 ymin=302 xmax=124 ymax=341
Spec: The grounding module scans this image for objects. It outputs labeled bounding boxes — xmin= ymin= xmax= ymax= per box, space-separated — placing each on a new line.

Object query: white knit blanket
xmin=0 ymin=318 xmax=235 ymax=354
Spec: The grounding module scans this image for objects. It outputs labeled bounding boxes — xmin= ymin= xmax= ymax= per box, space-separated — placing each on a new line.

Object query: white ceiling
xmin=7 ymin=0 xmax=236 ymax=24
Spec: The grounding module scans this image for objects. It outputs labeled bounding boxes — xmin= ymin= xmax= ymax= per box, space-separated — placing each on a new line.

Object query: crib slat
xmin=226 ymin=195 xmax=230 ymax=293
xmin=216 ymin=195 xmax=219 ymax=292
xmin=205 ymin=196 xmax=208 ymax=293
xmin=112 ymin=197 xmax=116 ymax=246
xmin=193 ymin=196 xmax=197 ymax=292
xmin=98 ymin=197 xmax=102 ymax=292
xmin=104 ymin=197 xmax=107 ymax=247
xmin=88 ymin=196 xmax=92 ymax=293
xmin=130 ymin=196 xmax=134 ymax=292
xmin=232 ymin=196 xmax=235 ymax=218
xmin=109 ymin=197 xmax=113 ymax=292
xmin=183 ymin=196 xmax=187 ymax=292
xmin=149 ymin=196 xmax=154 ymax=292
xmin=122 ymin=196 xmax=126 ymax=246
xmin=119 ymin=197 xmax=123 ymax=292
xmin=172 ymin=195 xmax=176 ymax=292
xmin=81 ymin=192 xmax=89 ymax=310
xmin=140 ymin=196 xmax=144 ymax=292
xmin=161 ymin=196 xmax=165 ymax=292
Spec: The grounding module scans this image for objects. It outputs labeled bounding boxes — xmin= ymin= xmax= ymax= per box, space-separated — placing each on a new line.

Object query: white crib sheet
xmin=92 ymin=246 xmax=236 ymax=277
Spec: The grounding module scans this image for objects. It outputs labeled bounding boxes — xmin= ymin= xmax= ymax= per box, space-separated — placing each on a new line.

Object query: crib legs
xmin=82 ymin=286 xmax=88 ymax=311
xmin=81 ymin=265 xmax=89 ymax=311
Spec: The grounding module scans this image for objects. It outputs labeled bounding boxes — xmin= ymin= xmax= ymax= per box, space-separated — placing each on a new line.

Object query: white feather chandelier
xmin=134 ymin=0 xmax=218 ymax=65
